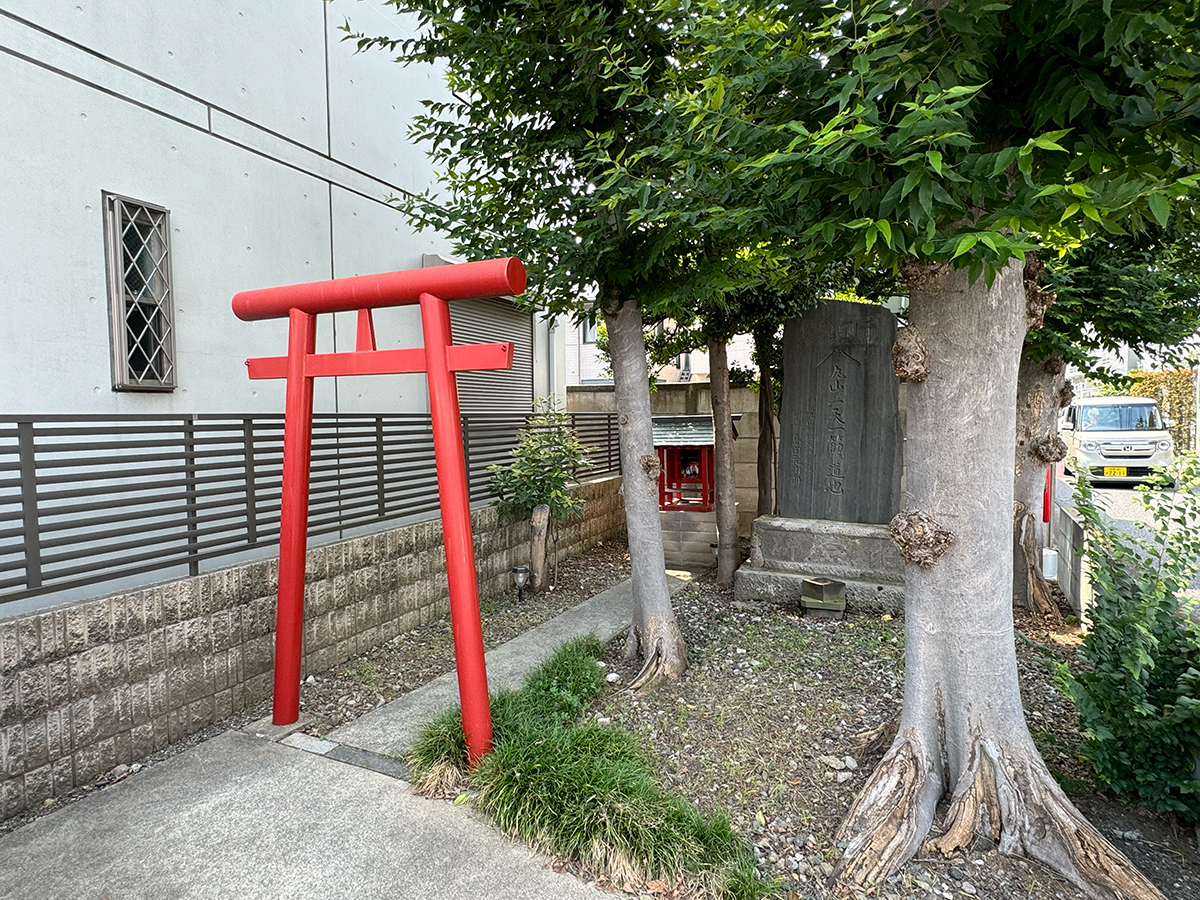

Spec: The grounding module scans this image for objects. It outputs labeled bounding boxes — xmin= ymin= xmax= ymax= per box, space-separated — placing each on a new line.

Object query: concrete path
xmin=0 ymin=729 xmax=600 ymax=900
xmin=0 ymin=571 xmax=696 ymax=900
xmin=331 ymin=570 xmax=694 ymax=758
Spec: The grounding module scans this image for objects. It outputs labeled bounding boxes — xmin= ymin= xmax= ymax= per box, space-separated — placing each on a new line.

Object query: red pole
xmin=1043 ymin=464 xmax=1052 ymax=524
xmin=272 ymin=309 xmax=317 ymax=724
xmin=419 ymin=291 xmax=493 ymax=763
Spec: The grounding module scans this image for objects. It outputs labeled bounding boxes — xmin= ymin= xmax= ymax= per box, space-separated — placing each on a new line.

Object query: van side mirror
xmin=1060 ymin=421 xmax=1074 ymax=431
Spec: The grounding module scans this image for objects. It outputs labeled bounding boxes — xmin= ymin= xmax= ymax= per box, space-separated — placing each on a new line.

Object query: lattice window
xmin=104 ymin=193 xmax=176 ymax=391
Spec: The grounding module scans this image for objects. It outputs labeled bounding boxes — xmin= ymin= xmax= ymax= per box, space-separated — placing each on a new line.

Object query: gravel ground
xmin=588 ymin=576 xmax=1200 ymax=900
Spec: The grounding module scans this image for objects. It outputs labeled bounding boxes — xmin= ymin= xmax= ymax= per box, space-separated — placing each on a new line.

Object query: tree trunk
xmin=757 ymin=362 xmax=777 ymax=517
xmin=1012 ymin=352 xmax=1068 ymax=619
xmin=831 ymin=261 xmax=1164 ymax=900
xmin=529 ymin=503 xmax=550 ymax=594
xmin=603 ymin=300 xmax=687 ymax=686
xmin=708 ymin=339 xmax=740 ymax=587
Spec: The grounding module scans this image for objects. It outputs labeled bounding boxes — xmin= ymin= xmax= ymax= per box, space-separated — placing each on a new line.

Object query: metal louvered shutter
xmin=449 ymin=297 xmax=534 ymax=414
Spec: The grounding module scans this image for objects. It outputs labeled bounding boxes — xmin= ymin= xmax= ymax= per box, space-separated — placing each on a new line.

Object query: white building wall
xmin=563 ymin=321 xmax=757 ymax=386
xmin=0 ymin=1 xmax=548 ymax=417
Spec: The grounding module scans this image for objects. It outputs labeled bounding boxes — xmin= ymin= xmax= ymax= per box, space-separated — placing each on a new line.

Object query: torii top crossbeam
xmin=232 ymin=256 xmax=526 ymax=319
xmin=232 ymin=256 xmax=527 ymax=763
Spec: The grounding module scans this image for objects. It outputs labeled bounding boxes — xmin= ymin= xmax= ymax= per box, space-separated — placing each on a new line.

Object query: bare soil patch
xmin=298 ymin=541 xmax=632 ymax=734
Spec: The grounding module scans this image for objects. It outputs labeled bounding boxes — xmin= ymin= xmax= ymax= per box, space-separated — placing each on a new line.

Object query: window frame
xmin=581 ymin=318 xmax=599 ymax=344
xmin=103 ymin=192 xmax=177 ymax=392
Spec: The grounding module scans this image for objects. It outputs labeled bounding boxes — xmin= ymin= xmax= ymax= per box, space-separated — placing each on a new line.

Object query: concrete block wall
xmin=0 ymin=476 xmax=624 ymax=822
xmin=1052 ymin=503 xmax=1092 ymax=620
xmin=659 ymin=509 xmax=720 ymax=568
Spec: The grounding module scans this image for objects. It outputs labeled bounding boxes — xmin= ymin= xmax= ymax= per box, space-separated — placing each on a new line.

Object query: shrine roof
xmin=651 ymin=415 xmax=741 ymax=447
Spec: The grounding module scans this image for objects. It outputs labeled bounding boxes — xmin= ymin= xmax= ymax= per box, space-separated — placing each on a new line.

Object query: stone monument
xmin=735 ymin=300 xmax=905 ymax=612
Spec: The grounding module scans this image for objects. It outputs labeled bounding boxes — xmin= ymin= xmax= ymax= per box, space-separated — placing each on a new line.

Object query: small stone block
xmin=241 ymin=713 xmax=314 ymax=742
xmin=280 ymin=733 xmax=339 ymax=756
xmin=802 ymin=578 xmax=846 ymax=603
xmin=326 ymin=744 xmax=410 ymax=781
xmin=802 ymin=577 xmax=846 ymax=618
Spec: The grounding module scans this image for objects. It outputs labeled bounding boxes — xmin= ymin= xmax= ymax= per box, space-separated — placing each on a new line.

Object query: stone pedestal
xmin=734 ymin=516 xmax=904 ymax=613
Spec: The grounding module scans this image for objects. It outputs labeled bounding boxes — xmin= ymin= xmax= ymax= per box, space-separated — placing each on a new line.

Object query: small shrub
xmin=1059 ymin=453 xmax=1200 ymax=822
xmin=727 ymin=360 xmax=758 ymax=389
xmin=407 ymin=637 xmax=768 ymax=898
xmin=472 ymin=726 xmax=756 ymax=896
xmin=409 ymin=637 xmax=607 ymax=776
xmin=488 ymin=399 xmax=591 ymax=526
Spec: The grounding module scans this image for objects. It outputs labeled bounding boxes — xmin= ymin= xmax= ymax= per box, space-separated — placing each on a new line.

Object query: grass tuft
xmin=407 ymin=637 xmax=770 ymax=899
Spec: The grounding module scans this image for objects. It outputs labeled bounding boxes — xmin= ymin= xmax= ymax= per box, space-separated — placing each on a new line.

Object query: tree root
xmin=1017 ymin=511 xmax=1062 ymax=623
xmin=849 ymin=713 xmax=899 ymax=758
xmin=625 ymin=619 xmax=688 ymax=691
xmin=832 ymin=730 xmax=1168 ymax=900
xmin=831 ymin=732 xmax=941 ymax=895
xmin=628 ymin=645 xmax=661 ymax=691
xmin=939 ymin=737 xmax=1166 ymax=900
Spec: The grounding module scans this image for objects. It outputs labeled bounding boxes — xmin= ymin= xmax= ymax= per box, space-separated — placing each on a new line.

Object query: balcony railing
xmin=0 ymin=411 xmax=620 ymax=605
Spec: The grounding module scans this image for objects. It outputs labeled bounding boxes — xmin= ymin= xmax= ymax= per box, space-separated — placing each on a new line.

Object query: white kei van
xmin=1060 ymin=396 xmax=1174 ymax=483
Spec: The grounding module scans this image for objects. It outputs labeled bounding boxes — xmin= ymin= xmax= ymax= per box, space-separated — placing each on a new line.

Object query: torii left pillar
xmin=232 ymin=256 xmax=527 ymax=763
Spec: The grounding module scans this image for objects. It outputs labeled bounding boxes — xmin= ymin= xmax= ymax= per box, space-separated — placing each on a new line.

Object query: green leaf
xmin=1124 ymin=15 xmax=1146 ymax=44
xmin=951 ymin=234 xmax=978 ymax=259
xmin=918 ymin=179 xmax=933 ymax=217
xmin=711 ymin=78 xmax=725 ymax=110
xmin=876 ymin=219 xmax=893 ymax=247
xmin=1147 ymin=194 xmax=1171 ymax=227
xmin=926 ymin=150 xmax=943 ymax=175
xmin=1032 ymin=137 xmax=1068 ymax=153
xmin=902 ymin=169 xmax=922 ymax=198
xmin=991 ymin=147 xmax=1019 ymax=177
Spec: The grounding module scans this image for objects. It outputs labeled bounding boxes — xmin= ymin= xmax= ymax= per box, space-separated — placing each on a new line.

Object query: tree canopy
xmin=1036 ymin=224 xmax=1200 ymax=377
xmin=345 ymin=0 xmax=738 ymax=321
xmin=617 ymin=0 xmax=1200 ymax=276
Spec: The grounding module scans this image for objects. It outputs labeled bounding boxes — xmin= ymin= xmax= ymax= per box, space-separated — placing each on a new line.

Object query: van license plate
xmin=1103 ymin=466 xmax=1127 ymax=477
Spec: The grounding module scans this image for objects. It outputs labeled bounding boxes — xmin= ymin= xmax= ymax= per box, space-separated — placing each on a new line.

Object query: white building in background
xmin=0 ymin=0 xmax=577 ymax=614
xmin=0 ymin=0 xmax=564 ymax=416
xmin=564 ymin=321 xmax=757 ymax=386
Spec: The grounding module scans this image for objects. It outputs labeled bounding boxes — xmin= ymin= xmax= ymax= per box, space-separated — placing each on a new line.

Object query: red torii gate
xmin=232 ymin=257 xmax=527 ymax=763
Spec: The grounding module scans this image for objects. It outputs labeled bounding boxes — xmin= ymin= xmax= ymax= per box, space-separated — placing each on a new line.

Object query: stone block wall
xmin=0 ymin=476 xmax=624 ymax=822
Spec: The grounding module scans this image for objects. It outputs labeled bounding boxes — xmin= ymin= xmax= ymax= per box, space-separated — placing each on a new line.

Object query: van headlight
xmin=1081 ymin=441 xmax=1100 ymax=451
xmin=1157 ymin=440 xmax=1173 ymax=451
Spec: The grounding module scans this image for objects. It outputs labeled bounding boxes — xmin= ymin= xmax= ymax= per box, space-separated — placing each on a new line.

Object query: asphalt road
xmin=1054 ymin=475 xmax=1200 ymax=594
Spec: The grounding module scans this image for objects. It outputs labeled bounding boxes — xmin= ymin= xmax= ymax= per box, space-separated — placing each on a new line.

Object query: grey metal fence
xmin=0 ymin=411 xmax=620 ymax=605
